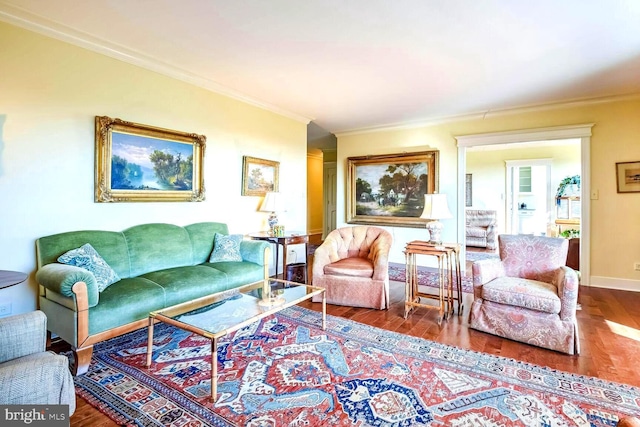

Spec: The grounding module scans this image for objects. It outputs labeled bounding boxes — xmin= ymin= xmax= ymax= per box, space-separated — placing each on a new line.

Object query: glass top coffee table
xmin=146 ymin=278 xmax=326 ymax=401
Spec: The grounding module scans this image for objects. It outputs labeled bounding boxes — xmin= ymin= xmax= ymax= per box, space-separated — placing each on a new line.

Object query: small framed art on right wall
xmin=616 ymin=161 xmax=640 ymax=193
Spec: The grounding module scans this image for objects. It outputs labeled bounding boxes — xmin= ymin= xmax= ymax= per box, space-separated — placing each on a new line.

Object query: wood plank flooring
xmin=69 ymin=254 xmax=640 ymax=426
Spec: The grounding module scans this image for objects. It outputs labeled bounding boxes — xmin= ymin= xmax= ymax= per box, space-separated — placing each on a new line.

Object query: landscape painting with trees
xmin=111 ymin=133 xmax=194 ymax=191
xmin=242 ymin=156 xmax=279 ymax=196
xmin=347 ymin=151 xmax=438 ymax=227
xmin=95 ymin=116 xmax=205 ymax=202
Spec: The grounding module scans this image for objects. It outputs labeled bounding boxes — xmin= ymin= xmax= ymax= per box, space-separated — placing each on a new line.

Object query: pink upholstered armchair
xmin=468 ymin=234 xmax=580 ymax=354
xmin=312 ymin=226 xmax=393 ymax=309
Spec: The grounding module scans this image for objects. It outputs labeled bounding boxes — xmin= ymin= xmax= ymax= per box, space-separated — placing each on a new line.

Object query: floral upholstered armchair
xmin=468 ymin=234 xmax=580 ymax=355
xmin=312 ymin=226 xmax=392 ymax=309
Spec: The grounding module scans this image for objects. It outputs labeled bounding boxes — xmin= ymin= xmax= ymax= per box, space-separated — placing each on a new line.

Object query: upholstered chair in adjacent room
xmin=0 ymin=310 xmax=76 ymax=415
xmin=312 ymin=226 xmax=393 ymax=309
xmin=465 ymin=209 xmax=498 ymax=250
xmin=468 ymin=234 xmax=580 ymax=355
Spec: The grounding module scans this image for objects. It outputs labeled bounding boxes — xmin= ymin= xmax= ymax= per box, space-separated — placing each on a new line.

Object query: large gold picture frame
xmin=95 ymin=116 xmax=206 ymax=202
xmin=347 ymin=150 xmax=439 ymax=227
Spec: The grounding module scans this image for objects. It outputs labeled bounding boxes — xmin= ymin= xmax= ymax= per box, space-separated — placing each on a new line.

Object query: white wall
xmin=0 ymin=22 xmax=308 ymax=315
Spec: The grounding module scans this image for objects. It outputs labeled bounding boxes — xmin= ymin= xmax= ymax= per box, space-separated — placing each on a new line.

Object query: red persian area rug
xmin=75 ymin=306 xmax=640 ymax=426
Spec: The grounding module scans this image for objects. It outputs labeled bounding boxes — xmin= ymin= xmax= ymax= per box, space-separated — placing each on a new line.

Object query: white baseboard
xmin=588 ymin=276 xmax=640 ymax=292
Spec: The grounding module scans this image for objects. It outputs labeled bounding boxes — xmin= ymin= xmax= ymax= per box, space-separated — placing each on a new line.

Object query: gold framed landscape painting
xmin=347 ymin=150 xmax=439 ymax=227
xmin=616 ymin=160 xmax=640 ymax=193
xmin=95 ymin=116 xmax=206 ymax=202
xmin=242 ymin=156 xmax=279 ymax=196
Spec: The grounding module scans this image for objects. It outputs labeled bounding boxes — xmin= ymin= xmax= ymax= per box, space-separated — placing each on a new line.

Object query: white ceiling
xmin=2 ymin=0 xmax=640 ymax=138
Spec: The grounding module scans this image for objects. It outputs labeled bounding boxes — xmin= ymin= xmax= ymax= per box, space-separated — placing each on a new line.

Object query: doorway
xmin=505 ymin=159 xmax=552 ymax=236
xmin=456 ymin=124 xmax=593 ymax=285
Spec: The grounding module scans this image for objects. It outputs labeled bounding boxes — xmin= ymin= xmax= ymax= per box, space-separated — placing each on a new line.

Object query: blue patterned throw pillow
xmin=209 ymin=233 xmax=243 ymax=262
xmin=58 ymin=243 xmax=120 ymax=292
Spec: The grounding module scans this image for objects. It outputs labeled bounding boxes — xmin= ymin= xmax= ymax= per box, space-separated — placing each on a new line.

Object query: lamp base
xmin=267 ymin=212 xmax=278 ymax=235
xmin=426 ymin=220 xmax=444 ymax=245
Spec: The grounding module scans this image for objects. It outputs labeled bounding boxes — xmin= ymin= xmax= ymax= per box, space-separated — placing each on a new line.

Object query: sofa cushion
xmin=207 ymin=262 xmax=264 ymax=288
xmin=57 ymin=243 xmax=120 ymax=292
xmin=209 ymin=233 xmax=243 ymax=262
xmin=123 ymin=223 xmax=194 ymax=277
xmin=88 ymin=277 xmax=166 ymax=335
xmin=481 ymin=276 xmax=561 ymax=314
xmin=324 ymin=258 xmax=373 ymax=278
xmin=185 ymin=222 xmax=230 ymax=264
xmin=141 ymin=265 xmax=229 ymax=307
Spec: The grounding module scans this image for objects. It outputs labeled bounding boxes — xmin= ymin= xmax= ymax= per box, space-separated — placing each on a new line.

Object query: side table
xmin=403 ymin=241 xmax=463 ymax=324
xmin=0 ymin=270 xmax=28 ymax=290
xmin=248 ymin=232 xmax=309 ymax=283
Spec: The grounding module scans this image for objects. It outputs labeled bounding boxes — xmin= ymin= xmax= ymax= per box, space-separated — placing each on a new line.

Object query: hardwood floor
xmin=69 ymin=254 xmax=640 ymax=426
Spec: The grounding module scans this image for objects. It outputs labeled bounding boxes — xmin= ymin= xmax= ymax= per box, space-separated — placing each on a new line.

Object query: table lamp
xmin=420 ymin=193 xmax=452 ymax=245
xmin=259 ymin=191 xmax=283 ymax=235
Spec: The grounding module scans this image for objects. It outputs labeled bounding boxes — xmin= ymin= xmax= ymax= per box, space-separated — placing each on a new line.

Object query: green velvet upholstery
xmin=88 ymin=277 xmax=166 ymax=335
xmin=141 ymin=265 xmax=230 ymax=307
xmin=35 ymin=222 xmax=270 ymax=360
xmin=207 ymin=262 xmax=265 ymax=288
xmin=185 ymin=222 xmax=229 ymax=264
xmin=123 ymin=223 xmax=194 ymax=278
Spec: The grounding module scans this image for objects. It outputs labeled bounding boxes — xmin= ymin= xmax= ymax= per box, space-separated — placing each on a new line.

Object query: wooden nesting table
xmin=404 ymin=240 xmax=463 ymax=324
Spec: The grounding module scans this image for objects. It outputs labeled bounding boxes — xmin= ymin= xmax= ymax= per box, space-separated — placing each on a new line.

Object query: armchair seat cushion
xmin=482 ymin=277 xmax=561 ymax=314
xmin=466 ymin=226 xmax=489 ymax=238
xmin=324 ymin=257 xmax=373 ymax=278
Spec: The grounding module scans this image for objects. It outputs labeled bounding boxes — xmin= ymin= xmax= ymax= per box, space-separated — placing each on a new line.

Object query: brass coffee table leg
xmin=322 ymin=291 xmax=327 ymax=330
xmin=211 ymin=337 xmax=218 ymax=402
xmin=146 ymin=317 xmax=154 ymax=367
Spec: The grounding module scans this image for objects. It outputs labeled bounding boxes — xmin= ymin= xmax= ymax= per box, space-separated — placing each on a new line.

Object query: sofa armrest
xmin=556 ymin=266 xmax=580 ymax=321
xmin=0 ymin=311 xmax=47 ymax=363
xmin=471 ymin=258 xmax=505 ymax=298
xmin=239 ymin=240 xmax=270 ymax=265
xmin=36 ymin=263 xmax=99 ymax=308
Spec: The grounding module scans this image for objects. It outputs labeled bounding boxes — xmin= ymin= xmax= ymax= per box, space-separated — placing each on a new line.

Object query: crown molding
xmin=335 ymin=92 xmax=640 ymax=138
xmin=0 ymin=3 xmax=312 ymax=125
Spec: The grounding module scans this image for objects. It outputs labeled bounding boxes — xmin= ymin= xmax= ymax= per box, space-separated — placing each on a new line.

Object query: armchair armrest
xmin=369 ymin=237 xmax=392 ymax=281
xmin=556 ymin=266 xmax=580 ymax=320
xmin=36 ymin=263 xmax=99 ymax=308
xmin=0 ymin=311 xmax=47 ymax=363
xmin=471 ymin=258 xmax=505 ymax=298
xmin=240 ymin=240 xmax=270 ymax=265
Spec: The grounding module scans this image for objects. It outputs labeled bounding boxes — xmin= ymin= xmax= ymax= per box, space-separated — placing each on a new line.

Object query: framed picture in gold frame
xmin=616 ymin=161 xmax=640 ymax=193
xmin=242 ymin=156 xmax=280 ymax=196
xmin=95 ymin=116 xmax=206 ymax=202
xmin=346 ymin=150 xmax=439 ymax=227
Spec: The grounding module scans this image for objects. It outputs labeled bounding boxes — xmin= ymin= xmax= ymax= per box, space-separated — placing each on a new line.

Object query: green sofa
xmin=35 ymin=222 xmax=270 ymax=375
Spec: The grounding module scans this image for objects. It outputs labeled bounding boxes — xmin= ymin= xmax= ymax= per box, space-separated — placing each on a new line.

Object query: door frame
xmin=455 ymin=124 xmax=593 ymax=286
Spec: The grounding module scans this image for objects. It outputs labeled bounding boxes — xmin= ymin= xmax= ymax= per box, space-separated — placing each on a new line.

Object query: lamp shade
xmin=420 ymin=193 xmax=452 ymax=220
xmin=259 ymin=192 xmax=284 ymax=212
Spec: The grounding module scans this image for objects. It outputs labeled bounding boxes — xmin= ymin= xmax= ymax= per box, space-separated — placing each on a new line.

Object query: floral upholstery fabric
xmin=481 ymin=277 xmax=561 ymax=314
xmin=469 ymin=234 xmax=580 ymax=355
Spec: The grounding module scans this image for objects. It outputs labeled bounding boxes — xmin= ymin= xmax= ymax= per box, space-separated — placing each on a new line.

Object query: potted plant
xmin=556 ymin=175 xmax=580 ymax=199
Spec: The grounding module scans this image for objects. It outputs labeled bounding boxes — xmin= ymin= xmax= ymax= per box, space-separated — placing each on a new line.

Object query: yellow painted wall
xmin=338 ymin=98 xmax=640 ymax=287
xmin=0 ymin=22 xmax=307 ymax=315
xmin=307 ymin=152 xmax=324 ymax=234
